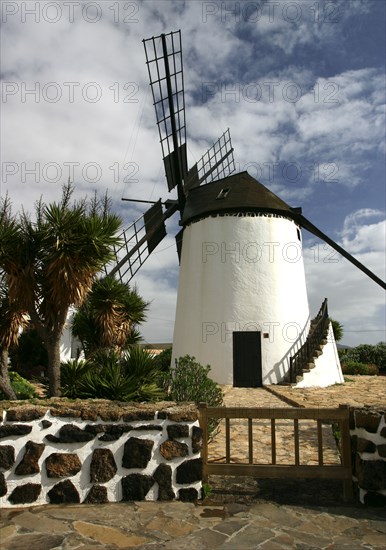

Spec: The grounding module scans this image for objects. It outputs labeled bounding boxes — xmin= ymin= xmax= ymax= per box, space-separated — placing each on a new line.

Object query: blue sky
xmin=1 ymin=0 xmax=385 ymax=346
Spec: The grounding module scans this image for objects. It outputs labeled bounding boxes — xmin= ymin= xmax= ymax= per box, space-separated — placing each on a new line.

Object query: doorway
xmin=233 ymin=331 xmax=262 ymax=387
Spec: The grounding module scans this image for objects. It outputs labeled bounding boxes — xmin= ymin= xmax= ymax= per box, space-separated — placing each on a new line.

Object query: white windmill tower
xmin=103 ymin=30 xmax=386 ymax=388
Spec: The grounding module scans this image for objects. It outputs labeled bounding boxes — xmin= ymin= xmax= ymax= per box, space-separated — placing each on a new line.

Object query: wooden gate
xmin=199 ymin=403 xmax=353 ymax=501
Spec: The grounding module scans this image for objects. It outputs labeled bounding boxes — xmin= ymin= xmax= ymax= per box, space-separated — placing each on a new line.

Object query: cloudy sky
xmin=1 ymin=0 xmax=385 ymax=347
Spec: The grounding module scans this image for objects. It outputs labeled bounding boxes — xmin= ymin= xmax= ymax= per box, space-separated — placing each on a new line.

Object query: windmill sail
xmin=296 ymin=214 xmax=386 ymax=291
xmin=185 ymin=129 xmax=235 ymax=190
xmin=106 ymin=200 xmax=177 ymax=284
xmin=143 ymin=31 xmax=187 ymax=204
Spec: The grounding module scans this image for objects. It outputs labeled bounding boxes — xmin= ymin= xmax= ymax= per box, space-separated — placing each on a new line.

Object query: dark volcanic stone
xmin=85 ymin=424 xmax=133 ymax=441
xmin=153 ymin=463 xmax=175 ymax=501
xmin=0 ymin=472 xmax=7 ymax=496
xmin=84 ymin=485 xmax=109 ymax=504
xmin=358 ymin=460 xmax=386 ymax=491
xmin=0 ymin=445 xmax=15 ymax=470
xmin=192 ymin=426 xmax=204 ymax=453
xmin=15 ymin=441 xmax=45 ymax=475
xmin=0 ymin=424 xmax=32 ymax=438
xmin=355 ymin=409 xmax=382 ymax=433
xmin=85 ymin=424 xmax=106 ymax=435
xmin=122 ymin=411 xmax=155 ymax=422
xmin=45 ymin=434 xmax=60 ymax=443
xmin=8 ymin=483 xmax=41 ymax=504
xmin=381 ymin=426 xmax=386 ymax=438
xmin=41 ymin=420 xmax=52 ymax=429
xmin=6 ymin=408 xmax=45 ymax=422
xmin=377 ymin=444 xmax=386 ymax=458
xmin=122 ymin=437 xmax=154 ymax=469
xmin=160 ymin=439 xmax=189 ymax=460
xmin=167 ymin=424 xmax=189 ymax=439
xmin=176 ymin=459 xmax=203 ymax=484
xmin=46 ymin=453 xmax=82 ymax=478
xmin=179 ymin=488 xmax=199 ymax=502
xmin=121 ymin=474 xmax=154 ymax=501
xmin=56 ymin=424 xmax=95 ymax=443
xmin=356 ymin=437 xmax=376 ymax=454
xmin=133 ymin=424 xmax=162 ymax=431
xmin=363 ymin=490 xmax=386 ymax=506
xmin=90 ymin=449 xmax=117 ymax=483
xmin=47 ymin=479 xmax=80 ymax=503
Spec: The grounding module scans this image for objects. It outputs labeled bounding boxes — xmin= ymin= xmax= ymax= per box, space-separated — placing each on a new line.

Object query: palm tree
xmin=71 ymin=276 xmax=148 ymax=358
xmin=0 ymin=275 xmax=29 ymax=399
xmin=0 ymin=185 xmax=121 ymax=396
xmin=329 ymin=318 xmax=344 ymax=342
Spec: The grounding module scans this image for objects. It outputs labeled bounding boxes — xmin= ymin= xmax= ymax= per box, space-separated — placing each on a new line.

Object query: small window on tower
xmin=216 ymin=187 xmax=231 ymax=200
xmin=297 ymin=228 xmax=301 ymax=241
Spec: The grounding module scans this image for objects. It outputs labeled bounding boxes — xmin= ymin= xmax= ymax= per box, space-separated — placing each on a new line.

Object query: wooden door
xmin=233 ymin=331 xmax=262 ymax=387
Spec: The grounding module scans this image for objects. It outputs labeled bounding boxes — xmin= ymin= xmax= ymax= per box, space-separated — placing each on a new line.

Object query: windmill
xmin=104 ymin=30 xmax=385 ymax=388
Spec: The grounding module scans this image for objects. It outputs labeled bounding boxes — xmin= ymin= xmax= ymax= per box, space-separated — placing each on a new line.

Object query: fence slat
xmin=271 ymin=418 xmax=276 ymax=465
xmin=225 ymin=418 xmax=230 ymax=463
xmin=317 ymin=420 xmax=323 ymax=466
xmin=248 ymin=418 xmax=253 ymax=464
xmin=294 ymin=419 xmax=300 ymax=466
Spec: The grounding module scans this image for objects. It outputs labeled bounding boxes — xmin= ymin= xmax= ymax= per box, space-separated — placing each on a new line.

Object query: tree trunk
xmin=46 ymin=337 xmax=62 ymax=397
xmin=0 ymin=348 xmax=17 ymax=400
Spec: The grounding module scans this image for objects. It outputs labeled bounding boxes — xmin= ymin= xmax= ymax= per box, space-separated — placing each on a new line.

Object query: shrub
xmin=340 ymin=342 xmax=386 ymax=373
xmin=168 ymin=356 xmax=224 ymax=438
xmin=169 ymin=355 xmax=223 ymax=406
xmin=341 ymin=361 xmax=379 ymax=376
xmin=0 ymin=372 xmax=38 ymax=400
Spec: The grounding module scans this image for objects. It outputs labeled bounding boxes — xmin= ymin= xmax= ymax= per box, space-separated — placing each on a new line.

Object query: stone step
xmin=313 ymin=350 xmax=323 ymax=358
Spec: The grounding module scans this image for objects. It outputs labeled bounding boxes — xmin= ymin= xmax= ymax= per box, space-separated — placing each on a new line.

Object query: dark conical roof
xmin=181 ymin=171 xmax=297 ymax=225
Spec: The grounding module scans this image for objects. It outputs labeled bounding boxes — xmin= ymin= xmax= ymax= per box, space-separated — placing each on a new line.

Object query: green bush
xmin=169 ymin=355 xmax=223 ymax=406
xmin=168 ymin=356 xmax=223 ymax=439
xmin=341 ymin=361 xmax=379 ymax=376
xmin=340 ymin=342 xmax=386 ymax=373
xmin=0 ymin=372 xmax=38 ymax=400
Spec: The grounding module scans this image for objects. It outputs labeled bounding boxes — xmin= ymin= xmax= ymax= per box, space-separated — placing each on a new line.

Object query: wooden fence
xmin=199 ymin=403 xmax=353 ymax=501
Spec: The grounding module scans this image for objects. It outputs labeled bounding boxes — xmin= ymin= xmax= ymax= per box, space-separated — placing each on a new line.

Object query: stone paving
xmin=266 ymin=375 xmax=386 ymax=409
xmin=1 ymin=500 xmax=385 ymax=549
xmin=1 ymin=376 xmax=385 ymax=549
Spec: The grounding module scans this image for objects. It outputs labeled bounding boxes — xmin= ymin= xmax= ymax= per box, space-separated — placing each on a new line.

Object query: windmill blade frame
xmin=106 ymin=200 xmax=178 ymax=284
xmin=185 ymin=128 xmax=236 ymax=190
xmin=296 ymin=213 xmax=386 ymax=291
xmin=143 ymin=31 xmax=187 ymax=205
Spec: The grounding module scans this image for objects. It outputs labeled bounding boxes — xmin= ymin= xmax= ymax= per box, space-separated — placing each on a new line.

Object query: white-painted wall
xmin=1 ymin=411 xmax=201 ymax=507
xmin=172 ymin=213 xmax=310 ymax=385
xmin=60 ymin=308 xmax=83 ymax=362
xmin=295 ymin=322 xmax=344 ymax=388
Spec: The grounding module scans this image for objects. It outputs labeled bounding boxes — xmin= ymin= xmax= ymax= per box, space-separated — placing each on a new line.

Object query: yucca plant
xmin=72 ymin=348 xmax=166 ymax=402
xmin=60 ymin=358 xmax=93 ymax=398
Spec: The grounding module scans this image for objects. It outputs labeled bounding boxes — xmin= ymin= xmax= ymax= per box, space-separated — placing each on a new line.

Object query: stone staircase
xmin=283 ymin=299 xmax=330 ymax=385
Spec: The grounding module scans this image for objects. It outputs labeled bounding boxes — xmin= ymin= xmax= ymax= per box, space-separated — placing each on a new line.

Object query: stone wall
xmin=350 ymin=406 xmax=386 ymax=506
xmin=0 ymin=401 xmax=203 ymax=507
